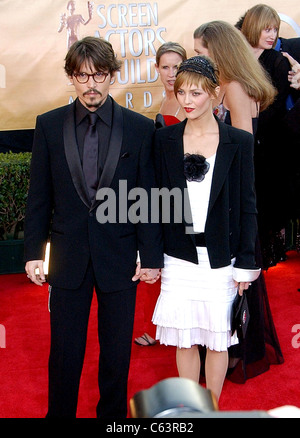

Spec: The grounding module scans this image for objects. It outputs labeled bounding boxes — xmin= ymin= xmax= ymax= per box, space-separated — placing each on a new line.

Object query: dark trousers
xmin=47 ymin=263 xmax=137 ymax=418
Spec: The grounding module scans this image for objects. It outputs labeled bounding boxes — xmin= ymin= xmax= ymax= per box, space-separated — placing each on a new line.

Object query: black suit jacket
xmin=154 ymin=117 xmax=258 ymax=270
xmin=24 ymin=98 xmax=164 ymax=291
xmin=280 ymin=37 xmax=300 ymax=62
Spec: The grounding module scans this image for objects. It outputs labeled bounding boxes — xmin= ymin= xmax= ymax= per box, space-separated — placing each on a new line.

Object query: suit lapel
xmin=208 ymin=119 xmax=238 ymax=215
xmin=63 ymin=102 xmax=91 ymax=208
xmin=163 ymin=120 xmax=187 ymax=192
xmin=63 ymin=99 xmax=124 ymax=210
xmin=162 ymin=120 xmax=194 ymax=228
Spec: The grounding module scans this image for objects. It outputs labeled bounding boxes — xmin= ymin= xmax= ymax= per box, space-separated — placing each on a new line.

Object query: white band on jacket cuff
xmin=233 ymin=267 xmax=261 ymax=283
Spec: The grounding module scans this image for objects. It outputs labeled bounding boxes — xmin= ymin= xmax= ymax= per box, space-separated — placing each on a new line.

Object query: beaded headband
xmin=176 ymin=56 xmax=218 ymax=84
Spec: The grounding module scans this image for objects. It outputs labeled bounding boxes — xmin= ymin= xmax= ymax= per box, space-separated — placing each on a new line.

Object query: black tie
xmin=83 ymin=112 xmax=98 ymax=200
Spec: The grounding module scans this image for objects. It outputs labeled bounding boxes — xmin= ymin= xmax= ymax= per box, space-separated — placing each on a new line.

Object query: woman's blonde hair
xmin=156 ymin=42 xmax=187 ymax=66
xmin=241 ymin=4 xmax=280 ymax=48
xmin=193 ymin=20 xmax=276 ymax=111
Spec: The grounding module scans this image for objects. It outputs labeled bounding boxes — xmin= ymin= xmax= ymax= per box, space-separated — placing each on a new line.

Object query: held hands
xmin=25 ymin=260 xmax=46 ymax=286
xmin=132 ymin=262 xmax=161 ymax=284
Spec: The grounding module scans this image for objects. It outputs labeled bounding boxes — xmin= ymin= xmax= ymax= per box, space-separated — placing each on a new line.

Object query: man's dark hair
xmin=64 ymin=36 xmax=122 ymax=76
xmin=235 ymin=13 xmax=247 ymax=30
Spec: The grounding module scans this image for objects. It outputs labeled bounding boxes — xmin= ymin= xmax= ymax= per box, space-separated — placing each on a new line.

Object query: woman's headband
xmin=176 ymin=56 xmax=218 ymax=84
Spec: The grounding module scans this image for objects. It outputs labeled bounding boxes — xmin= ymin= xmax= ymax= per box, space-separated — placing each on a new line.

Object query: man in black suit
xmin=24 ymin=36 xmax=163 ymax=418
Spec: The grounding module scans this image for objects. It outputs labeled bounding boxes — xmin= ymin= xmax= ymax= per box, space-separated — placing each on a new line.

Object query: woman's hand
xmin=234 ymin=280 xmax=251 ymax=296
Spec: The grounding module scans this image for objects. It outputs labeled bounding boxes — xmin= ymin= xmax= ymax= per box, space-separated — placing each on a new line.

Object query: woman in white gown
xmin=152 ymin=56 xmax=260 ymax=401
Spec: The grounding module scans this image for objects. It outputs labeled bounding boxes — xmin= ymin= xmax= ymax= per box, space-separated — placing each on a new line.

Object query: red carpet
xmin=0 ymin=251 xmax=300 ymax=418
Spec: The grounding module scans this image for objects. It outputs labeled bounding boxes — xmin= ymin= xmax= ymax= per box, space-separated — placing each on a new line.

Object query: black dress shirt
xmin=75 ymin=96 xmax=112 ymax=178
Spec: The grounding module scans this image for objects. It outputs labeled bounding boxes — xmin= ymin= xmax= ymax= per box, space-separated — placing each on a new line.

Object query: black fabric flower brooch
xmin=183 ymin=153 xmax=210 ymax=182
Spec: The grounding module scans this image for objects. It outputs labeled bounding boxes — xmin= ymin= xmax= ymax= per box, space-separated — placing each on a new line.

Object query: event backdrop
xmin=1 ymin=0 xmax=300 ymax=130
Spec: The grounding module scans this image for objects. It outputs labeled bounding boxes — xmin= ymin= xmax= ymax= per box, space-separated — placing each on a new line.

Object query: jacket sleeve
xmin=234 ymin=132 xmax=259 ymax=270
xmin=24 ymin=116 xmax=53 ymax=261
xmin=136 ymin=120 xmax=164 ymax=269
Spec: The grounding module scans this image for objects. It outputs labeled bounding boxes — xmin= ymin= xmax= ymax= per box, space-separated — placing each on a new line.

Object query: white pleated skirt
xmin=152 ymin=247 xmax=239 ymax=351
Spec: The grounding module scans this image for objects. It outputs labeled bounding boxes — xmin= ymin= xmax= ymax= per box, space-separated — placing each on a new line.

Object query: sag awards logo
xmin=58 ymin=1 xmax=166 ymax=109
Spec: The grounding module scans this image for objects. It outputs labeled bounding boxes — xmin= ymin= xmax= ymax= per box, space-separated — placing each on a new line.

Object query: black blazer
xmin=24 ymin=98 xmax=164 ymax=292
xmin=154 ymin=117 xmax=258 ymax=270
xmin=280 ymin=37 xmax=300 ymax=62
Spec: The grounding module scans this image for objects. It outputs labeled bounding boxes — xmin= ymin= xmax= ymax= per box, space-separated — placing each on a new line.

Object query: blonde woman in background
xmin=193 ymin=20 xmax=276 ymax=135
xmin=155 ymin=42 xmax=187 ymax=127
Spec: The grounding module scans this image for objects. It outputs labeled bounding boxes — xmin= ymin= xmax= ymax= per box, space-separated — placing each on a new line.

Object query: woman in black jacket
xmin=152 ymin=56 xmax=260 ymax=401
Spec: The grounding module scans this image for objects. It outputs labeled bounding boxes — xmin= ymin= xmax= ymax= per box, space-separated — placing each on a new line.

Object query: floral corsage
xmin=183 ymin=153 xmax=210 ymax=182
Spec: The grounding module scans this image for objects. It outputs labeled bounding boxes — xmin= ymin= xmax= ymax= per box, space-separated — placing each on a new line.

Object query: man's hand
xmin=282 ymin=52 xmax=300 ymax=90
xmin=25 ymin=260 xmax=46 ymax=286
xmin=132 ymin=263 xmax=161 ymax=284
